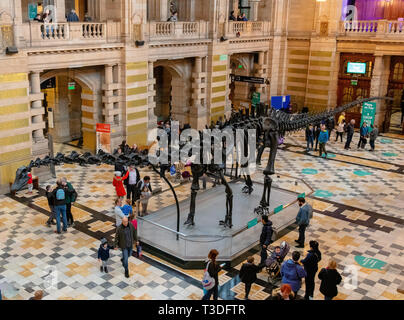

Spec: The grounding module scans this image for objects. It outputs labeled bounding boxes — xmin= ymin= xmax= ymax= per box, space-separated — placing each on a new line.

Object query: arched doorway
xmin=153 ymin=61 xmax=192 ymax=127
xmin=230 ymin=54 xmax=254 ymax=112
xmin=386 ymin=57 xmax=404 ymax=134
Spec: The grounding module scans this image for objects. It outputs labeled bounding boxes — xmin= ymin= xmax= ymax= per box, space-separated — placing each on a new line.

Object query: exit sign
xmin=68 ymin=82 xmax=76 ymax=90
xmin=351 ymin=79 xmax=358 ymax=86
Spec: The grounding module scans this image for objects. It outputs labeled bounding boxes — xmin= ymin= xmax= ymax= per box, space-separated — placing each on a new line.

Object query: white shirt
xmin=115 ymin=206 xmax=125 ymax=227
xmin=128 ymin=170 xmax=137 ymax=185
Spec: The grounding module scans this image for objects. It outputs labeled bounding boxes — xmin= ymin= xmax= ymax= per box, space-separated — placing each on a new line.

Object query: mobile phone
xmin=220 ymin=263 xmax=226 ymax=268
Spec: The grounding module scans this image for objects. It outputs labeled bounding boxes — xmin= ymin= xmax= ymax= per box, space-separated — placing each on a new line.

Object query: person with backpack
xmin=62 ymin=177 xmax=77 ymax=227
xmin=52 ymin=179 xmax=68 ymax=234
xmin=358 ymin=121 xmax=369 ymax=149
xmin=295 ymin=197 xmax=312 ymax=248
xmin=202 ymin=249 xmax=223 ymax=300
xmin=280 ymin=251 xmax=307 ymax=297
xmin=318 ymin=260 xmax=343 ymax=300
xmin=301 ymin=240 xmax=322 ymax=300
xmin=239 ymin=256 xmax=262 ymax=300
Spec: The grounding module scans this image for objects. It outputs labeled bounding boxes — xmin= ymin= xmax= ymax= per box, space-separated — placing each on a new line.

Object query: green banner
xmin=28 ymin=3 xmax=38 ymax=20
xmin=252 ymin=92 xmax=261 ymax=107
xmin=360 ymin=101 xmax=377 ymax=128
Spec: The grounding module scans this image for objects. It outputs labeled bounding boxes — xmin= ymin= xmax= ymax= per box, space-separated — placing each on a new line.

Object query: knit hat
xmin=100 ymin=238 xmax=108 ymax=245
xmin=114 ymin=171 xmax=122 ymax=177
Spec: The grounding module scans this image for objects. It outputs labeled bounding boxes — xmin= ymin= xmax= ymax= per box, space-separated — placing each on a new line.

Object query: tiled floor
xmin=1 ymin=133 xmax=404 ymax=300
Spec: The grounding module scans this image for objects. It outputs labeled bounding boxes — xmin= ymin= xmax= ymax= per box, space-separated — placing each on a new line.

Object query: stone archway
xmin=40 ymin=69 xmax=102 ymax=152
xmin=153 ymin=60 xmax=192 ymax=127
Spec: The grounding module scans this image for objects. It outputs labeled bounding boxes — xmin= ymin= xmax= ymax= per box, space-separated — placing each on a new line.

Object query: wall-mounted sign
xmin=47 ymin=107 xmax=54 ymax=129
xmin=68 ymin=82 xmax=76 ymax=90
xmin=351 ymin=79 xmax=358 ymax=86
xmin=220 ymin=54 xmax=228 ymax=61
xmin=251 ymin=92 xmax=261 ymax=107
xmin=230 ymin=74 xmax=265 ymax=84
xmin=96 ymin=123 xmax=111 ymax=153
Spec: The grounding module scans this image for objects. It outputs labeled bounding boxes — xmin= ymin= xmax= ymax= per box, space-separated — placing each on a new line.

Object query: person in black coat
xmin=318 ymin=260 xmax=342 ymax=300
xmin=239 ymin=256 xmax=262 ymax=300
xmin=259 ymin=216 xmax=273 ymax=266
xmin=314 ymin=125 xmax=321 ymax=151
xmin=301 ymin=240 xmax=322 ymax=300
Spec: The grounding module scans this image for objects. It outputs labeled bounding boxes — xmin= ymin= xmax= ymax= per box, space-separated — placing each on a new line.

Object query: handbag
xmin=202 ymin=261 xmax=215 ymax=290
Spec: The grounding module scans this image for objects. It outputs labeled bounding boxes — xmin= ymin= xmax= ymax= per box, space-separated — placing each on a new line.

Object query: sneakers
xmin=104 ymin=267 xmax=108 ymax=273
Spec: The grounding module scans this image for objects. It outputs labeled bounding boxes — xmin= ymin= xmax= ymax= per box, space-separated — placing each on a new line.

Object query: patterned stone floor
xmin=1 ymin=133 xmax=404 ymax=300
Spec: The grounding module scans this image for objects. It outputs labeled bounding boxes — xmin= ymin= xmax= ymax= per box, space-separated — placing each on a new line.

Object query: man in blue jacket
xmin=281 ymin=251 xmax=307 ymax=296
xmin=357 ymin=121 xmax=369 ymax=149
xmin=259 ymin=215 xmax=273 ymax=266
xmin=318 ymin=124 xmax=329 ymax=158
xmin=295 ymin=197 xmax=312 ymax=248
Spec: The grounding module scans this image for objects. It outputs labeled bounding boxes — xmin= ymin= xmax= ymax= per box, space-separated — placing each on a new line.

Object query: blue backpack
xmin=56 ymin=188 xmax=65 ymax=201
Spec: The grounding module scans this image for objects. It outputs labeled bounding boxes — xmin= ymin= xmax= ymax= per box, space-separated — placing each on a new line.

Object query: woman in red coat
xmin=113 ymin=171 xmax=129 ymax=198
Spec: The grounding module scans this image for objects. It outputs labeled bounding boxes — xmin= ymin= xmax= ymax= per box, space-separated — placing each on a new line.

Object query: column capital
xmin=30 ymin=70 xmax=43 ymax=75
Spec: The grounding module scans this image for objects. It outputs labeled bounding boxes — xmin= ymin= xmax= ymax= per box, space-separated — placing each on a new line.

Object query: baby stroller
xmin=265 ymin=241 xmax=290 ymax=284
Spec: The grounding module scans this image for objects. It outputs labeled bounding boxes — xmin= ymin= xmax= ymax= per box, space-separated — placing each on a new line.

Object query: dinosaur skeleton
xmin=11 ymin=97 xmax=392 ymax=229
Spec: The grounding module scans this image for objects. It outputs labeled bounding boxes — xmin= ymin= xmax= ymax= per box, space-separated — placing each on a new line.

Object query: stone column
xmin=103 ymin=64 xmax=115 ymax=124
xmin=249 ymin=0 xmax=260 ymax=22
xmin=148 ymin=61 xmax=157 ymax=131
xmin=54 ymin=0 xmax=66 ymax=22
xmin=190 ymin=56 xmax=208 ymax=130
xmin=254 ymin=51 xmax=268 ymax=102
xmin=30 ymin=71 xmax=45 ymax=142
xmin=159 ymin=0 xmax=169 ymax=21
xmin=370 ymin=55 xmax=390 ymax=130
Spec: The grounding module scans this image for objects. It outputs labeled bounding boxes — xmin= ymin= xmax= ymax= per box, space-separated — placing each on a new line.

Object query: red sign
xmin=96 ymin=123 xmax=111 ymax=133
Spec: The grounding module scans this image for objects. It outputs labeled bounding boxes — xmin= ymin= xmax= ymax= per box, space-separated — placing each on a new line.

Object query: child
xmin=271 ymin=246 xmax=282 ymax=263
xmin=138 ymin=185 xmax=151 ymax=216
xmin=45 ymin=185 xmax=56 ymax=227
xmin=121 ymin=199 xmax=133 ymax=217
xmin=27 ymin=169 xmax=33 ymax=194
xmin=129 ymin=213 xmax=142 ymax=257
xmin=98 ymin=238 xmax=113 ymax=273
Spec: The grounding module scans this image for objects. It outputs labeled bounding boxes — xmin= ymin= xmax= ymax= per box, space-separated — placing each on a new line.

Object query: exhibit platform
xmin=138 ymin=178 xmax=303 ymax=268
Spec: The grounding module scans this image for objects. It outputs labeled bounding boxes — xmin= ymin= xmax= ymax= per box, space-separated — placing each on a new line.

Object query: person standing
xmin=318 ymin=124 xmax=329 ymax=158
xmin=239 ymin=256 xmax=261 ymax=300
xmin=358 ymin=121 xmax=369 ymax=149
xmin=98 ymin=238 xmax=113 ymax=273
xmin=280 ymin=251 xmax=307 ymax=297
xmin=45 ymin=185 xmax=56 ymax=227
xmin=318 ymin=260 xmax=342 ymax=300
xmin=314 ymin=124 xmax=321 ymax=151
xmin=52 ymin=179 xmax=68 ymax=234
xmin=337 ymin=112 xmax=346 ymax=126
xmin=125 ymin=165 xmax=140 ymax=206
xmin=335 ymin=120 xmax=345 ymax=143
xmin=344 ymin=119 xmax=355 ymax=150
xmin=369 ymin=124 xmax=379 ymax=152
xmin=66 ymin=9 xmax=80 ymax=22
xmin=295 ymin=197 xmax=312 ymax=248
xmin=259 ymin=215 xmax=273 ymax=265
xmin=202 ymin=249 xmax=222 ymax=300
xmin=301 ymin=240 xmax=322 ymax=300
xmin=62 ymin=177 xmax=77 ymax=227
xmin=114 ymin=198 xmax=125 ymax=228
xmin=135 ymin=176 xmax=152 ymax=208
xmin=305 ymin=124 xmax=315 ymax=152
xmin=168 ymin=11 xmax=178 ymax=21
xmin=114 ymin=217 xmax=138 ymax=278
xmin=27 ymin=169 xmax=33 ymax=194
xmin=113 ymin=171 xmax=130 ymax=199
xmin=229 ymin=11 xmax=237 ymax=21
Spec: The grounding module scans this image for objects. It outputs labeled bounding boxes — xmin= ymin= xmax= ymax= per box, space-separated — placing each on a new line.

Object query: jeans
xmin=55 ymin=205 xmax=68 ymax=233
xmin=126 ymin=184 xmax=137 ymax=205
xmin=304 ymin=273 xmax=316 ymax=299
xmin=306 ymin=137 xmax=314 ymax=151
xmin=345 ymin=134 xmax=353 ymax=149
xmin=319 ymin=143 xmax=327 ymax=157
xmin=66 ymin=203 xmax=74 ymax=224
xmin=260 ymin=245 xmax=268 ymax=266
xmin=370 ymin=139 xmax=375 ymax=150
xmin=297 ymin=224 xmax=307 ymax=246
xmin=121 ymin=247 xmax=133 ymax=271
xmin=202 ymin=285 xmax=218 ymax=300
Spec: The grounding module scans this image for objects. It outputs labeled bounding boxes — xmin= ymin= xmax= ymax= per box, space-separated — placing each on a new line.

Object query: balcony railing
xmin=227 ymin=21 xmax=271 ymax=38
xmin=141 ymin=21 xmax=209 ymax=42
xmin=23 ymin=21 xmax=121 ymax=47
xmin=339 ymin=20 xmax=404 ymax=37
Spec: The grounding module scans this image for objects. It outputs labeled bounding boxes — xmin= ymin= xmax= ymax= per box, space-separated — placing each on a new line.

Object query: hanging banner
xmin=360 ymin=101 xmax=377 ymax=128
xmin=96 ymin=123 xmax=111 ymax=153
xmin=28 ymin=3 xmax=38 ymax=20
xmin=252 ymin=92 xmax=261 ymax=108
